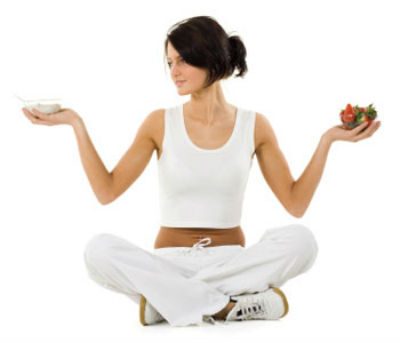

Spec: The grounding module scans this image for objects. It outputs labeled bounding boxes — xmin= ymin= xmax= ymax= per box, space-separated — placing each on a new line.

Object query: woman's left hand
xmin=323 ymin=120 xmax=381 ymax=144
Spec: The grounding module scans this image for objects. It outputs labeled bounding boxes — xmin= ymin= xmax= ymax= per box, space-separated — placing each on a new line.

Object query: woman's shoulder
xmin=253 ymin=111 xmax=276 ymax=153
xmin=144 ymin=108 xmax=165 ymax=150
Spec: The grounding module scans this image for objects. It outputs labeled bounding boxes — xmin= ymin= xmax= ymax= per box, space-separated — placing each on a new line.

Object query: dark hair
xmin=164 ymin=16 xmax=248 ymax=88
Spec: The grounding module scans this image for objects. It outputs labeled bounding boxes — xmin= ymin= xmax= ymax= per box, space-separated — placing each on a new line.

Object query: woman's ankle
xmin=212 ymin=301 xmax=236 ymax=320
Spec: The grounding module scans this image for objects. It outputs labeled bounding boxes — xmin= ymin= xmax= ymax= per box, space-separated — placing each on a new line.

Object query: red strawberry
xmin=341 ymin=103 xmax=355 ymax=123
xmin=344 ymin=103 xmax=354 ymax=115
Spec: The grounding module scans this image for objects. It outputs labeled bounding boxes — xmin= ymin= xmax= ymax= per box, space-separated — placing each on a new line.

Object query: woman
xmin=22 ymin=16 xmax=381 ymax=327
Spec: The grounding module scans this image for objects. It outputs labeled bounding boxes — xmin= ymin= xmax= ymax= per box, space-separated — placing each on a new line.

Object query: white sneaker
xmin=224 ymin=287 xmax=289 ymax=322
xmin=139 ymin=295 xmax=166 ymax=326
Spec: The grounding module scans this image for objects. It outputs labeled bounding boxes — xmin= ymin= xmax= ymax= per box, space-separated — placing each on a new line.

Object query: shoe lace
xmin=232 ymin=297 xmax=266 ymax=321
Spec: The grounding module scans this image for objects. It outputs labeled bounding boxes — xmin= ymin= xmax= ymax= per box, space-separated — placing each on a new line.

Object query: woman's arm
xmin=71 ymin=117 xmax=113 ymax=205
xmin=23 ymin=107 xmax=114 ymax=204
xmin=290 ymin=135 xmax=332 ymax=217
xmin=291 ymin=120 xmax=381 ymax=217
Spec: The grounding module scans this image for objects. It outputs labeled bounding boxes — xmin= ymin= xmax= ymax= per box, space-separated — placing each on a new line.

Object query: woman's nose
xmin=171 ymin=65 xmax=179 ymax=74
xmin=172 ymin=70 xmax=182 ymax=79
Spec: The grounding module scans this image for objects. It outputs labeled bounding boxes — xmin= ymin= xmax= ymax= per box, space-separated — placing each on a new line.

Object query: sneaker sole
xmin=271 ymin=287 xmax=289 ymax=318
xmin=139 ymin=295 xmax=148 ymax=326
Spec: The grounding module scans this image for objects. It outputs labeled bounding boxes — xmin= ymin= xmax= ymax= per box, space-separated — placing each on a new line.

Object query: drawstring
xmin=193 ymin=237 xmax=212 ymax=249
xmin=182 ymin=237 xmax=212 ymax=256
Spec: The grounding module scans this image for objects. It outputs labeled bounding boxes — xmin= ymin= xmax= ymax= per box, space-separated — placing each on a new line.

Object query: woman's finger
xmin=348 ymin=122 xmax=369 ymax=138
xmin=31 ymin=108 xmax=46 ymax=118
xmin=22 ymin=108 xmax=38 ymax=122
xmin=352 ymin=121 xmax=369 ymax=133
xmin=23 ymin=108 xmax=49 ymax=125
xmin=352 ymin=121 xmax=380 ymax=142
xmin=31 ymin=108 xmax=55 ymax=124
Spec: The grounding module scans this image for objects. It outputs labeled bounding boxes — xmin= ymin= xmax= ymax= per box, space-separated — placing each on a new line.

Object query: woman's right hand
xmin=22 ymin=107 xmax=81 ymax=127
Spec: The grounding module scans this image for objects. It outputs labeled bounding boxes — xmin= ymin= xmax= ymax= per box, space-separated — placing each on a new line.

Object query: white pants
xmin=83 ymin=224 xmax=318 ymax=327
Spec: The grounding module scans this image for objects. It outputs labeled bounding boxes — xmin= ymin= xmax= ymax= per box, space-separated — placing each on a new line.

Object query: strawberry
xmin=341 ymin=103 xmax=355 ymax=123
xmin=344 ymin=103 xmax=354 ymax=114
xmin=339 ymin=103 xmax=378 ymax=130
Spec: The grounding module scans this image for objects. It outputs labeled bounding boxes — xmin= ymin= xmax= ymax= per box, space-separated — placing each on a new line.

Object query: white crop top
xmin=157 ymin=103 xmax=256 ymax=229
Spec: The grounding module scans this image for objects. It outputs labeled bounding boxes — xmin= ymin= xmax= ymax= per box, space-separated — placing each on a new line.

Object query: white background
xmin=0 ymin=0 xmax=399 ymax=341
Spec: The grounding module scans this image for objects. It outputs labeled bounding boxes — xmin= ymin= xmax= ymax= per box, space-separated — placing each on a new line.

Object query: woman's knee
xmin=286 ymin=224 xmax=319 ymax=264
xmin=84 ymin=233 xmax=120 ymax=266
xmin=260 ymin=224 xmax=318 ymax=260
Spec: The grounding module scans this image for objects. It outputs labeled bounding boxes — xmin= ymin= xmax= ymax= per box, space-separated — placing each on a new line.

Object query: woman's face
xmin=166 ymin=42 xmax=208 ymax=95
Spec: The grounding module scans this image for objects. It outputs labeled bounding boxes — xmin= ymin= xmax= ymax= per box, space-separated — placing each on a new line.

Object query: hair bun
xmin=165 ymin=16 xmax=248 ymax=85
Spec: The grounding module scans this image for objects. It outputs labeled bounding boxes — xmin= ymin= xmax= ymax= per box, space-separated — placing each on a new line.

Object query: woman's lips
xmin=176 ymin=80 xmax=186 ymax=87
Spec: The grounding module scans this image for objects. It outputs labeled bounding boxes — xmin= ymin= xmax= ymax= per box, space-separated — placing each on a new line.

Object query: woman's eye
xmin=167 ymin=59 xmax=185 ymax=67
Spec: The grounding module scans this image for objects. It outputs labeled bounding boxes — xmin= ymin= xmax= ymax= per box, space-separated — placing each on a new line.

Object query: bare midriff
xmin=154 ymin=225 xmax=246 ymax=249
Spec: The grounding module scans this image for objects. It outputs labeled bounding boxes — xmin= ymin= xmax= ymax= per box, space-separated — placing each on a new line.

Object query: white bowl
xmin=16 ymin=95 xmax=62 ymax=115
xmin=24 ymin=102 xmax=61 ymax=114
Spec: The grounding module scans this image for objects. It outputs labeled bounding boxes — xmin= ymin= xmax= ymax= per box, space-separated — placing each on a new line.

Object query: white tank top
xmin=157 ymin=103 xmax=256 ymax=229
